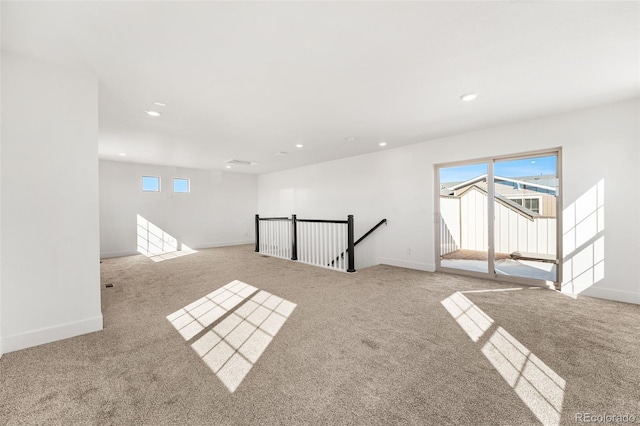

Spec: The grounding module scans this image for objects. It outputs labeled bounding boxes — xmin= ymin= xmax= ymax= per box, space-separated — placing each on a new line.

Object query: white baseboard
xmin=100 ymin=241 xmax=254 ymax=259
xmin=378 ymin=257 xmax=436 ymax=272
xmin=192 ymin=240 xmax=254 ymax=250
xmin=1 ymin=315 xmax=103 ymax=355
xmin=100 ymin=250 xmax=138 ymax=259
xmin=579 ymin=286 xmax=640 ymax=305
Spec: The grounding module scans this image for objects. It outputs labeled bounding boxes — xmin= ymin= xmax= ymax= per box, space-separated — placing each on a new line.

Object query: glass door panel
xmin=438 ymin=163 xmax=489 ymax=274
xmin=493 ymin=155 xmax=559 ymax=283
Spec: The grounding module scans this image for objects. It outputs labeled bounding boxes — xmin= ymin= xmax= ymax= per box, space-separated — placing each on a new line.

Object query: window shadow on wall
xmin=136 ymin=214 xmax=197 ymax=262
xmin=561 ymin=180 xmax=605 ymax=294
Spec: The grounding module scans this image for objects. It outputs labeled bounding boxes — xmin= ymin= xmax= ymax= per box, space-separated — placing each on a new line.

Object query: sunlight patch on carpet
xmin=441 ymin=291 xmax=565 ymax=426
xmin=167 ymin=280 xmax=296 ymax=392
xmin=441 ymin=291 xmax=494 ymax=342
xmin=167 ymin=280 xmax=257 ymax=340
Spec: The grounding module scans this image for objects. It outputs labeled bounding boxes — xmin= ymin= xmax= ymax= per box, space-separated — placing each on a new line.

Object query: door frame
xmin=434 ymin=148 xmax=563 ymax=289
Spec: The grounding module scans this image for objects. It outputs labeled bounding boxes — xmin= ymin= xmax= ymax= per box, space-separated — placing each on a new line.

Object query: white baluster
xmin=324 ymin=223 xmax=329 ymax=268
xmin=287 ymin=219 xmax=291 ymax=259
xmin=331 ymin=223 xmax=340 ymax=269
xmin=263 ymin=221 xmax=267 ymax=254
xmin=309 ymin=222 xmax=318 ymax=265
xmin=308 ymin=223 xmax=312 ymax=264
xmin=341 ymin=223 xmax=346 ymax=271
xmin=339 ymin=224 xmax=343 ymax=270
xmin=281 ymin=220 xmax=285 ymax=258
xmin=318 ymin=223 xmax=322 ymax=267
xmin=278 ymin=221 xmax=281 ymax=256
xmin=307 ymin=222 xmax=311 ymax=264
xmin=305 ymin=222 xmax=308 ymax=263
xmin=324 ymin=224 xmax=329 ymax=268
xmin=313 ymin=222 xmax=319 ymax=265
xmin=300 ymin=222 xmax=304 ymax=263
xmin=269 ymin=221 xmax=273 ymax=255
xmin=281 ymin=220 xmax=284 ymax=258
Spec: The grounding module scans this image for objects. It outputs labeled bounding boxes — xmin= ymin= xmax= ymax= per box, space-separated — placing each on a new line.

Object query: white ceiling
xmin=2 ymin=1 xmax=639 ymax=174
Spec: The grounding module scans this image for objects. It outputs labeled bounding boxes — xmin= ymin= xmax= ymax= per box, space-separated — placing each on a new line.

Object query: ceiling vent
xmin=224 ymin=159 xmax=259 ymax=166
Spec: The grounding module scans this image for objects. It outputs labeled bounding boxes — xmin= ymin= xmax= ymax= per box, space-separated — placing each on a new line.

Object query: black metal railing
xmin=329 ymin=218 xmax=387 ymax=268
xmin=255 ymin=214 xmax=386 ymax=273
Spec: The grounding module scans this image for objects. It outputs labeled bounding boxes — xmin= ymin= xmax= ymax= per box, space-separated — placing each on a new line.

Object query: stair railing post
xmin=347 ymin=215 xmax=356 ymax=272
xmin=255 ymin=214 xmax=260 ymax=252
xmin=291 ymin=214 xmax=298 ymax=261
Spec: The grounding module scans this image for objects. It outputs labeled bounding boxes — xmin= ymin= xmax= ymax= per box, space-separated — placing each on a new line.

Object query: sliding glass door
xmin=493 ymin=155 xmax=559 ymax=283
xmin=436 ymin=150 xmax=561 ymax=287
xmin=438 ymin=162 xmax=489 ymax=274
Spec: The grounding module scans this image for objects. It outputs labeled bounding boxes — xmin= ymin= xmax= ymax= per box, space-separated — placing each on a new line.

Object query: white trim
xmin=378 ymin=257 xmax=435 ymax=272
xmin=191 ymin=239 xmax=254 ymax=250
xmin=100 ymin=240 xmax=255 ymax=259
xmin=573 ymin=286 xmax=640 ymax=305
xmin=100 ymin=250 xmax=138 ymax=259
xmin=1 ymin=315 xmax=103 ymax=354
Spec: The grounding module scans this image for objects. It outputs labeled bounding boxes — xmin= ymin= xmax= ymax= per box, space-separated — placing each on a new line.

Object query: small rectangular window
xmin=173 ymin=178 xmax=189 ymax=193
xmin=510 ymin=197 xmax=540 ymax=213
xmin=142 ymin=176 xmax=160 ymax=192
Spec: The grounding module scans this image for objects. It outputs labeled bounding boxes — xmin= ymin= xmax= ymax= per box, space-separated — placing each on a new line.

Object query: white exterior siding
xmin=440 ymin=196 xmax=460 ymax=255
xmin=440 ymin=187 xmax=557 ymax=256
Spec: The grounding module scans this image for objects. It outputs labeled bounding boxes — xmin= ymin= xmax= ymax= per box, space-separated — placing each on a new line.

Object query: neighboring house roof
xmin=515 ymin=174 xmax=558 ymax=188
xmin=455 ymin=184 xmax=539 ymax=220
xmin=447 ymin=174 xmax=558 ymax=194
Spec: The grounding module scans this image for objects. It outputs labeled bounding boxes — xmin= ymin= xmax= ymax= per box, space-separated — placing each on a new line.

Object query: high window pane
xmin=142 ymin=176 xmax=160 ymax=192
xmin=174 ymin=178 xmax=189 ymax=193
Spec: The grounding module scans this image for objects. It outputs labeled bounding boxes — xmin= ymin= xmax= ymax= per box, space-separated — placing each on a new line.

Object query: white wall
xmin=258 ymin=98 xmax=640 ymax=304
xmin=0 ymin=6 xmax=3 ymax=356
xmin=99 ymin=160 xmax=257 ymax=257
xmin=1 ymin=52 xmax=102 ymax=354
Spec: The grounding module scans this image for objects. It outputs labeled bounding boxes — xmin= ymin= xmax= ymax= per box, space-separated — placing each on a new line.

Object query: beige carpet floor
xmin=1 ymin=244 xmax=639 ymax=425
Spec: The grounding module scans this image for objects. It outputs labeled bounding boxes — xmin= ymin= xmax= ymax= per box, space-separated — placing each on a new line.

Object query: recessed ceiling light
xmin=346 ymin=137 xmax=357 ymax=142
xmin=295 ymin=144 xmax=304 ymax=148
xmin=225 ymin=165 xmax=232 ymax=169
xmin=460 ymin=92 xmax=478 ymax=102
xmin=154 ymin=102 xmax=166 ymax=107
xmin=145 ymin=110 xmax=161 ymax=117
xmin=379 ymin=142 xmax=387 ymax=147
xmin=118 ymin=152 xmax=126 ymax=156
